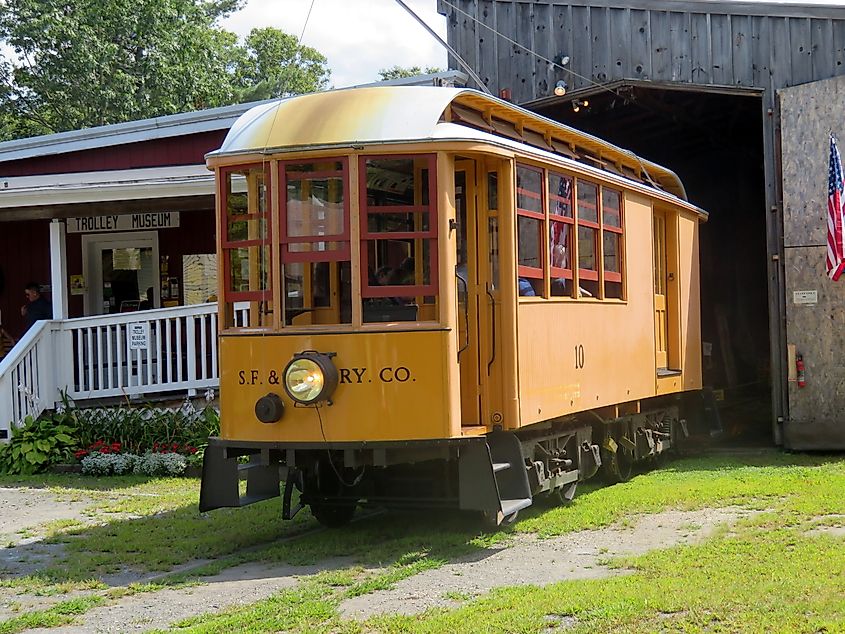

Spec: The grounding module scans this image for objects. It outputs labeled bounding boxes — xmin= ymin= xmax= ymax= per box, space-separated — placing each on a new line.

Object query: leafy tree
xmin=234 ymin=27 xmax=330 ymax=101
xmin=378 ymin=65 xmax=443 ymax=81
xmin=0 ymin=1 xmax=331 ymax=140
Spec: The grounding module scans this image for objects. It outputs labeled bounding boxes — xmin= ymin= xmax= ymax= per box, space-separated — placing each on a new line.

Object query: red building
xmin=0 ymin=101 xmax=262 ymax=338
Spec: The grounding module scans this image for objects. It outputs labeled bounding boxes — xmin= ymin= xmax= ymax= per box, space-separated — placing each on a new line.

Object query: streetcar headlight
xmin=283 ymin=351 xmax=338 ymax=405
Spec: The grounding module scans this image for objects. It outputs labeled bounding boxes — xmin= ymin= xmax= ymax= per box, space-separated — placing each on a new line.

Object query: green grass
xmin=515 ymin=452 xmax=842 ymax=536
xmin=0 ymin=475 xmax=317 ymax=590
xmin=3 ymin=453 xmax=845 ymax=633
xmin=0 ymin=596 xmax=106 ymax=634
xmin=368 ymin=453 xmax=845 ymax=633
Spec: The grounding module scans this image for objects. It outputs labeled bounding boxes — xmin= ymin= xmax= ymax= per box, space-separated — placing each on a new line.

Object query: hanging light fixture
xmin=554 ymin=80 xmax=567 ymax=96
xmin=571 ymin=98 xmax=590 ymax=113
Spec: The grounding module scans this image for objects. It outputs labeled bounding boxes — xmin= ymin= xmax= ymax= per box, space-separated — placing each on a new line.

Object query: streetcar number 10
xmin=574 ymin=344 xmax=585 ymax=369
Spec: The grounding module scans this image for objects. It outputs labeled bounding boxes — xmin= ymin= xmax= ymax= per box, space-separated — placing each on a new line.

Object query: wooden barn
xmin=438 ymin=0 xmax=845 ymax=449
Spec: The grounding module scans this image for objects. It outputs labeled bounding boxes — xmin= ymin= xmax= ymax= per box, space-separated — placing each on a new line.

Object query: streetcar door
xmin=455 ymin=159 xmax=502 ymax=430
xmin=455 ymin=161 xmax=482 ymax=426
xmin=653 ymin=209 xmax=669 ymax=369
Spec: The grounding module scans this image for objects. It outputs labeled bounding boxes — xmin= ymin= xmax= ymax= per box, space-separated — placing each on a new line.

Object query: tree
xmin=378 ymin=65 xmax=443 ymax=82
xmin=234 ymin=27 xmax=330 ymax=101
xmin=0 ymin=1 xmax=331 ymax=140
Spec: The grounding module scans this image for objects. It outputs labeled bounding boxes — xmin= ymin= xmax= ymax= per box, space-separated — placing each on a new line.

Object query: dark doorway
xmin=530 ymin=85 xmax=771 ymax=444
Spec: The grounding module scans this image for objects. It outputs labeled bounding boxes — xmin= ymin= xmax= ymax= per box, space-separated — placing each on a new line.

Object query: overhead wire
xmin=254 ymin=0 xmax=318 ymax=340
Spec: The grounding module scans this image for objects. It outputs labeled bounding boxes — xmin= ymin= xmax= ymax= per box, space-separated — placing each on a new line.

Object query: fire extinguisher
xmin=796 ymin=354 xmax=806 ymax=388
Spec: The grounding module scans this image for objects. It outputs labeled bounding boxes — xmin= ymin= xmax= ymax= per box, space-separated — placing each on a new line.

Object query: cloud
xmin=221 ymin=0 xmax=449 ymax=87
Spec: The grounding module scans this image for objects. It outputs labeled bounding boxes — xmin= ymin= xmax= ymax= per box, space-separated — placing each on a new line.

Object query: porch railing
xmin=1 ymin=303 xmax=225 ymax=440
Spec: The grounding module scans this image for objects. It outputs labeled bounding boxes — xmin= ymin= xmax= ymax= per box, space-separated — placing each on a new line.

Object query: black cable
xmin=314 ymin=404 xmax=365 ymax=488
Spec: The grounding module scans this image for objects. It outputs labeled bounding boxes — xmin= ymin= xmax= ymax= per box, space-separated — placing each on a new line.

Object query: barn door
xmin=653 ymin=210 xmax=669 ymax=370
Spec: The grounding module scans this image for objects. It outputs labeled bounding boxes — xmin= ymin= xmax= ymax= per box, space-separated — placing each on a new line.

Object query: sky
xmin=220 ymin=0 xmax=449 ymax=88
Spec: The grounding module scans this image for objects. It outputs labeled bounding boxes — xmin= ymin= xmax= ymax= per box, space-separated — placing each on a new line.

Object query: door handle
xmin=486 ymin=283 xmax=496 ymax=373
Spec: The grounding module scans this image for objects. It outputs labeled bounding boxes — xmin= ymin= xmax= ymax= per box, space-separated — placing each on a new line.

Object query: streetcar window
xmin=548 ymin=171 xmax=574 ymax=297
xmin=602 ymin=188 xmax=624 ymax=300
xmin=516 ymin=164 xmax=544 ymax=297
xmin=487 ymin=171 xmax=500 ymax=291
xmin=220 ymin=165 xmax=273 ymax=329
xmin=487 ymin=172 xmax=498 ymax=210
xmin=361 ymin=155 xmax=438 ymax=323
xmin=576 ymin=180 xmax=600 ymax=298
xmin=280 ymin=159 xmax=351 ymax=326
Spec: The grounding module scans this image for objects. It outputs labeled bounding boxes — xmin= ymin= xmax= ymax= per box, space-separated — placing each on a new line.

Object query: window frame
xmin=601 ymin=187 xmax=624 ymax=287
xmin=516 ymin=163 xmax=545 ymax=287
xmin=278 ymin=157 xmax=351 ymax=263
xmin=575 ymin=178 xmax=601 ymax=285
xmin=358 ymin=153 xmax=439 ymax=299
xmin=219 ymin=163 xmax=273 ymax=304
xmin=548 ymin=170 xmax=575 ymax=284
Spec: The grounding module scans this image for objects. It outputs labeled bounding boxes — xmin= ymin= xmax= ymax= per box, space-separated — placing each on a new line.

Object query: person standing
xmin=20 ymin=282 xmax=52 ymax=333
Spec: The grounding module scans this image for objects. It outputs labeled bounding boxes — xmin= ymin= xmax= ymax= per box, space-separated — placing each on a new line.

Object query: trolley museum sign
xmin=67 ymin=212 xmax=180 ymax=233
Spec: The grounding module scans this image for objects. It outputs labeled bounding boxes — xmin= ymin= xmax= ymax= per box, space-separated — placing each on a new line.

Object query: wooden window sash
xmin=359 ymin=153 xmax=439 ymax=299
xmin=280 ymin=157 xmax=350 ymax=264
xmin=220 ymin=164 xmax=273 ymax=304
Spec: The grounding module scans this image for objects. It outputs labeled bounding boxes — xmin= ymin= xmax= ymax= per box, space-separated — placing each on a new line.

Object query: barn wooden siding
xmin=438 ymin=0 xmax=845 ymax=102
xmin=439 ymin=0 xmax=845 ymax=443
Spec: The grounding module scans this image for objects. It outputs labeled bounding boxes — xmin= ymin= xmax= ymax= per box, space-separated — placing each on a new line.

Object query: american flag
xmin=828 ymin=133 xmax=845 ymax=281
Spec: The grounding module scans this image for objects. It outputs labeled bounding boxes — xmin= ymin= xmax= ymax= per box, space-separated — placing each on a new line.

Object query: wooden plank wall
xmin=437 ymin=0 xmax=845 ymax=102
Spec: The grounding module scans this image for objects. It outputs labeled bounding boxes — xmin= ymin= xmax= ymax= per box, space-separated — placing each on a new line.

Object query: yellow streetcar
xmin=199 ymin=86 xmax=707 ymax=527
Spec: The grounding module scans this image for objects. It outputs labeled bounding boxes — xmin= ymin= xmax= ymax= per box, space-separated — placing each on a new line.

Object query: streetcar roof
xmin=208 ymin=86 xmax=701 ymax=214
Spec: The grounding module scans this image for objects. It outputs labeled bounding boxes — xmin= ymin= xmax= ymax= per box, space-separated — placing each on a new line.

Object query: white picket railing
xmin=0 ymin=303 xmax=225 ymax=440
xmin=0 ymin=320 xmax=55 ymax=433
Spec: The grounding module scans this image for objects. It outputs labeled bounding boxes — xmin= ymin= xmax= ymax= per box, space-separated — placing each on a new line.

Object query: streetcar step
xmin=500 ymin=498 xmax=533 ymax=516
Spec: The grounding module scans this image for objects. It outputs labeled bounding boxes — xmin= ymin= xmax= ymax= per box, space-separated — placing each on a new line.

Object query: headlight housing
xmin=283 ymin=351 xmax=338 ymax=405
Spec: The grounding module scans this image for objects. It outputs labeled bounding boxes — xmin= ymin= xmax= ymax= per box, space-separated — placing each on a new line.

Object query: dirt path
xmin=0 ymin=486 xmax=759 ymax=632
xmin=340 ymin=507 xmax=759 ymax=620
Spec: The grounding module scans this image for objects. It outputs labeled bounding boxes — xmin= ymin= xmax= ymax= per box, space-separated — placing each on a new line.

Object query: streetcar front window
xmin=360 ymin=155 xmax=438 ymax=323
xmin=281 ymin=159 xmax=352 ymax=326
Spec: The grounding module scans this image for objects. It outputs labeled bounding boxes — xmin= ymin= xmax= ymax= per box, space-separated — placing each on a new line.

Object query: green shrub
xmin=0 ymin=410 xmax=81 ymax=475
xmin=0 ymin=396 xmax=218 ymax=475
xmin=75 ymin=400 xmax=219 ymax=455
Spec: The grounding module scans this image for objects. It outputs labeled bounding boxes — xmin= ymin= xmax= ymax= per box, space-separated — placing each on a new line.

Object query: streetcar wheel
xmin=555 ymin=482 xmax=578 ymax=504
xmin=310 ymin=502 xmax=356 ymax=528
xmin=600 ymin=444 xmax=634 ymax=484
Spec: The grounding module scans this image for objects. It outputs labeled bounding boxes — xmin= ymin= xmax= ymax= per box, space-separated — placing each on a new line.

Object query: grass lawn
xmin=1 ymin=451 xmax=844 ymax=633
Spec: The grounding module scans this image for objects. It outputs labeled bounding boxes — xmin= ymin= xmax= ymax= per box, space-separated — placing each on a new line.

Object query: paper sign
xmin=128 ymin=323 xmax=149 ymax=350
xmin=793 ymin=290 xmax=818 ymax=305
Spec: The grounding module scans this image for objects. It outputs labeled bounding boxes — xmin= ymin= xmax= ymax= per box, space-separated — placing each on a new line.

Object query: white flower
xmin=204 ymin=388 xmax=216 ymax=403
xmin=180 ymin=397 xmax=196 ymax=416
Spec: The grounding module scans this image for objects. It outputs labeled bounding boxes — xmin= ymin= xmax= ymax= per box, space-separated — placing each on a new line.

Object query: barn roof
xmin=209 ymin=86 xmax=692 ymax=202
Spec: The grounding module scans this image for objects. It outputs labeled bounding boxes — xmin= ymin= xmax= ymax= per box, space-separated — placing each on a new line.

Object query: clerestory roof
xmin=209 ymin=86 xmax=691 ymax=203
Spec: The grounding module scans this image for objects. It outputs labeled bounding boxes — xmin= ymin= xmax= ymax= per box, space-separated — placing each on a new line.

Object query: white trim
xmin=82 ymin=231 xmax=160 ymax=316
xmin=0 ymin=164 xmax=214 ymax=209
xmin=49 ymin=220 xmax=69 ymax=319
